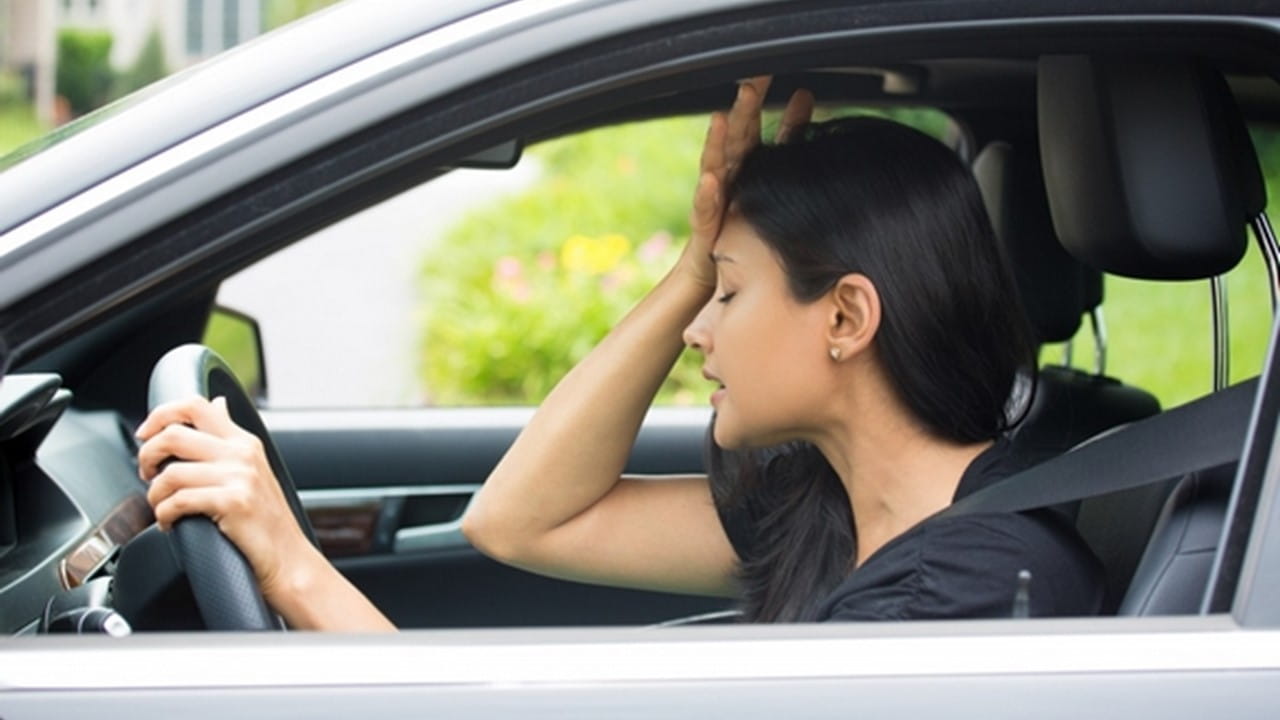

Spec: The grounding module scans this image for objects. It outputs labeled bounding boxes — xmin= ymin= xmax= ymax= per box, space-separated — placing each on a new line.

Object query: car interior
xmin=2 ymin=6 xmax=1280 ymax=635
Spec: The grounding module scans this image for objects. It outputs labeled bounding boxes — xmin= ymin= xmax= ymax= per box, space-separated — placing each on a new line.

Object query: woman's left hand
xmin=135 ymin=396 xmax=312 ymax=604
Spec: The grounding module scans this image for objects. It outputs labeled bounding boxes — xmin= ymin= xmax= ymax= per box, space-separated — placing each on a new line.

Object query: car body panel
xmin=3 ymin=0 xmax=1280 ymax=713
xmin=2 ymin=618 xmax=1279 ymax=717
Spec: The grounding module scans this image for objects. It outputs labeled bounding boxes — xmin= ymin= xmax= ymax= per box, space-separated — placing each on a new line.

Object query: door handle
xmin=298 ymin=484 xmax=478 ymax=557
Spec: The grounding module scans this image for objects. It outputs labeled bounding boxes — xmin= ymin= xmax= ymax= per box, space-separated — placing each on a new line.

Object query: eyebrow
xmin=710 ymin=252 xmax=736 ymax=264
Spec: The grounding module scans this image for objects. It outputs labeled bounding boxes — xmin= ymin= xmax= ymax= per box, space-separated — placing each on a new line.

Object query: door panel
xmin=266 ymin=407 xmax=732 ymax=628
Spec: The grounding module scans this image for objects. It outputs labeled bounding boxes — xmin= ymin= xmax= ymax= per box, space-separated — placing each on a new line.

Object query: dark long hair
xmin=708 ymin=117 xmax=1035 ymax=622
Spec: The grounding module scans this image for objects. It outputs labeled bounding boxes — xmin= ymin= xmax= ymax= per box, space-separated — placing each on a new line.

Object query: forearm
xmin=268 ymin=543 xmax=396 ymax=632
xmin=463 ymin=265 xmax=710 ymax=558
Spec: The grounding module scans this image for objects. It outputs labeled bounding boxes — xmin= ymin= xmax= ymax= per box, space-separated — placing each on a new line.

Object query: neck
xmin=810 ymin=375 xmax=992 ymax=569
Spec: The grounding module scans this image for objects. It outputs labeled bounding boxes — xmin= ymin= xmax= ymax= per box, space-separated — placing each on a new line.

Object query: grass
xmin=1048 ymin=243 xmax=1272 ymax=410
xmin=0 ymin=103 xmax=49 ymax=158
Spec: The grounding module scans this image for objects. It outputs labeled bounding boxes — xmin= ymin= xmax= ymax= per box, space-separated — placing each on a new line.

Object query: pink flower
xmin=639 ymin=231 xmax=672 ymax=262
xmin=495 ymin=255 xmax=523 ymax=280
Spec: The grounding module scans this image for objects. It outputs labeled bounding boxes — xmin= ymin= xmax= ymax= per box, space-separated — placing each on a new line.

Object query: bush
xmin=418 ymin=107 xmax=968 ymax=407
xmin=56 ymin=28 xmax=114 ymax=116
xmin=0 ymin=69 xmax=27 ymax=106
xmin=419 ymin=116 xmax=709 ymax=406
xmin=113 ymin=29 xmax=168 ymax=99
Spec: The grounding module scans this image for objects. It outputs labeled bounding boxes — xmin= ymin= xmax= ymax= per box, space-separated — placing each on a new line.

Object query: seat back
xmin=1118 ymin=465 xmax=1236 ymax=615
xmin=1037 ymin=54 xmax=1267 ymax=615
xmin=972 ymin=141 xmax=1161 ymax=456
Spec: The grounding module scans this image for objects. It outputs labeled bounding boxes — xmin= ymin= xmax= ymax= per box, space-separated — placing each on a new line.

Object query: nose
xmin=682 ymin=297 xmax=715 ymax=353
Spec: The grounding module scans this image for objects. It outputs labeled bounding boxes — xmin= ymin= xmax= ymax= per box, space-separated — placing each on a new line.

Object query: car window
xmin=209 ymin=106 xmax=954 ymax=409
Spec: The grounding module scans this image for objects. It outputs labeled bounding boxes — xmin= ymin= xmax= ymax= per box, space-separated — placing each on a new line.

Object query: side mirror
xmin=201 ymin=306 xmax=267 ymax=403
xmin=454 ymin=139 xmax=523 ymax=169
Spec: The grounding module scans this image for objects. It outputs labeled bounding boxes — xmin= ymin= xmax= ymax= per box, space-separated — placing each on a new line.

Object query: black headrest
xmin=1038 ymin=56 xmax=1265 ymax=280
xmin=973 ymin=141 xmax=1091 ymax=343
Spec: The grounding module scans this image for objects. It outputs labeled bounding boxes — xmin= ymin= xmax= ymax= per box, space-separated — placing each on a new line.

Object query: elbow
xmin=460 ymin=500 xmax=518 ymax=563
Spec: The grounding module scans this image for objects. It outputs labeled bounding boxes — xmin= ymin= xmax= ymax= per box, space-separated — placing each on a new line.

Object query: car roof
xmin=0 ymin=0 xmax=503 ymax=233
xmin=8 ymin=0 xmax=1280 ymax=238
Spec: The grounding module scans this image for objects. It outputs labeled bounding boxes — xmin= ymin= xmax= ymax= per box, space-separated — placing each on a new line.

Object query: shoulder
xmin=818 ymin=510 xmax=1103 ymax=621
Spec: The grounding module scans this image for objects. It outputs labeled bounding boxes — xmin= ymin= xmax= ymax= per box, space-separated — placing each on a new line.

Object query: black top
xmin=717 ymin=438 xmax=1105 ymax=621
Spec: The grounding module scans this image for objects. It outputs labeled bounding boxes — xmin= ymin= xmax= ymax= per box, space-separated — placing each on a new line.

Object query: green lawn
xmin=1050 ymin=240 xmax=1273 ymax=410
xmin=0 ymin=103 xmax=49 ymax=157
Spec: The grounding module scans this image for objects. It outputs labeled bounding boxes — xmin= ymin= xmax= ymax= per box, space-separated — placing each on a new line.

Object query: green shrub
xmin=0 ymin=69 xmax=27 ymax=106
xmin=419 ymin=116 xmax=709 ymax=406
xmin=418 ymin=108 xmax=955 ymax=407
xmin=113 ymin=28 xmax=168 ymax=99
xmin=56 ymin=28 xmax=114 ymax=116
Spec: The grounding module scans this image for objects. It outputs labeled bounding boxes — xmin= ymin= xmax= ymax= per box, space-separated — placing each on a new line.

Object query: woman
xmin=137 ymin=78 xmax=1102 ymax=629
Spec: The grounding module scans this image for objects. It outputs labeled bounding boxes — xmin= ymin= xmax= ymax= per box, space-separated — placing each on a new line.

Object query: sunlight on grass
xmin=0 ymin=104 xmax=50 ymax=157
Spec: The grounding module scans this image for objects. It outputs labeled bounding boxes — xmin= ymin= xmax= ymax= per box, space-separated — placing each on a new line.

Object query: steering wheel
xmin=147 ymin=344 xmax=318 ymax=631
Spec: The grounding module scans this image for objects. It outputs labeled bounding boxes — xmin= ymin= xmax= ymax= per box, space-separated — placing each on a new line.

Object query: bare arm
xmin=463 ymin=78 xmax=814 ymax=597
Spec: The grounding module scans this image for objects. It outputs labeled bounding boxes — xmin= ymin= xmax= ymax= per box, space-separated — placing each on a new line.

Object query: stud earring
xmin=829 ymin=347 xmax=841 ymax=361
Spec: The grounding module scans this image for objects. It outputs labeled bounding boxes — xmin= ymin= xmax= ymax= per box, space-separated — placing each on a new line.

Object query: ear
xmin=826 ymin=273 xmax=881 ymax=361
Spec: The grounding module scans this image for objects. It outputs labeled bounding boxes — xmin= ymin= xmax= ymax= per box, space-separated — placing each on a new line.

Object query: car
xmin=2 ymin=0 xmax=1280 ymax=716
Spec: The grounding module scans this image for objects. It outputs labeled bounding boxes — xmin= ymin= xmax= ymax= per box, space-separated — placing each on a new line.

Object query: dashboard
xmin=0 ymin=374 xmax=153 ymax=634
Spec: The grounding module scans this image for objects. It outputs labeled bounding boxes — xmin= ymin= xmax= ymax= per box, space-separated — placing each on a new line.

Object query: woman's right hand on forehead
xmin=679 ymin=76 xmax=814 ymax=291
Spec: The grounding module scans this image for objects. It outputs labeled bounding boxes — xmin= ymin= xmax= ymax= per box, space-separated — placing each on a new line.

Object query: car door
xmin=206 ymin=146 xmax=732 ymax=628
xmin=266 ymin=406 xmax=725 ymax=628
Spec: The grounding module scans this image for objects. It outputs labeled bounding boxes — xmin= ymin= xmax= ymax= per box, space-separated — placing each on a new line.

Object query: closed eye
xmin=717 ymin=291 xmax=736 ymax=304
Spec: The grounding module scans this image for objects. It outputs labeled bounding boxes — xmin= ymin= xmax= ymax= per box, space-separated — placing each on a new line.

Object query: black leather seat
xmin=973 ymin=138 xmax=1166 ymax=611
xmin=973 ymin=140 xmax=1161 ymax=458
xmin=1037 ymin=55 xmax=1268 ymax=615
xmin=1118 ymin=464 xmax=1236 ymax=615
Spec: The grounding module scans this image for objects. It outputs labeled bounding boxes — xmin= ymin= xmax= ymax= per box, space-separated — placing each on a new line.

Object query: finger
xmin=145 ymin=460 xmax=224 ymax=511
xmin=741 ymin=76 xmax=771 ymax=149
xmin=153 ymin=485 xmax=247 ymax=532
xmin=137 ymin=396 xmax=242 ymax=442
xmin=135 ymin=396 xmax=211 ymax=440
xmin=725 ymin=76 xmax=771 ymax=164
xmin=775 ymin=88 xmax=815 ymax=143
xmin=194 ymin=395 xmax=242 ymax=437
xmin=699 ymin=112 xmax=728 ymax=183
xmin=137 ymin=423 xmax=227 ymax=481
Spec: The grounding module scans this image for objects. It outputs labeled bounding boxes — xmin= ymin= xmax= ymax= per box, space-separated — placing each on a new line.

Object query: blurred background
xmin=2 ymin=0 xmax=1277 ymax=413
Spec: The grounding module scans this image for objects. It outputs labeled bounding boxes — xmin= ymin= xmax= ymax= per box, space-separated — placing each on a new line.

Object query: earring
xmin=829 ymin=347 xmax=841 ymax=361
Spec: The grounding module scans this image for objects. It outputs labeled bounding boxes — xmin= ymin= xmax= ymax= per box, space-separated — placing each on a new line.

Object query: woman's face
xmin=683 ymin=215 xmax=834 ymax=449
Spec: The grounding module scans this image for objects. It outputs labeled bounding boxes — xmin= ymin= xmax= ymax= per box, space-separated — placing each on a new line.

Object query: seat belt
xmin=937 ymin=377 xmax=1257 ymax=520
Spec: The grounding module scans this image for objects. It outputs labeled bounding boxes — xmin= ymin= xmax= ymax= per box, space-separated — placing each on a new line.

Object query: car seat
xmin=1037 ymin=54 xmax=1269 ymax=615
xmin=972 ymin=139 xmax=1161 ymax=456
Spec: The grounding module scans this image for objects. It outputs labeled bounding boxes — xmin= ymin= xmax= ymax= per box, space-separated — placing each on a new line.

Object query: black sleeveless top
xmin=716 ymin=438 xmax=1105 ymax=621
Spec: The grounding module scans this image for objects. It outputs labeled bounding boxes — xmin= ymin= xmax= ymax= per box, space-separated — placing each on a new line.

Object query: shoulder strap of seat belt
xmin=937 ymin=377 xmax=1258 ymax=519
